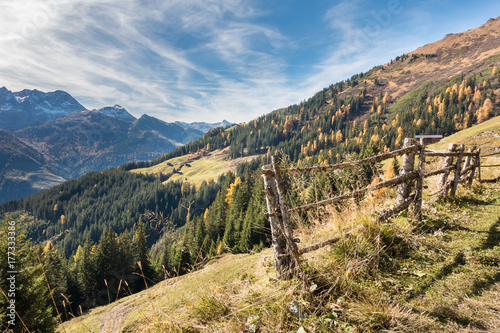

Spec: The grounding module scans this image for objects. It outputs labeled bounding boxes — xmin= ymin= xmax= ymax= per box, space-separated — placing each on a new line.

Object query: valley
xmin=0 ymin=90 xmax=231 ymax=203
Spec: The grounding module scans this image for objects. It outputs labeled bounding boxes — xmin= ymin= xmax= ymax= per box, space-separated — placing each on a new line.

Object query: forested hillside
xmin=127 ymin=18 xmax=500 ymax=171
xmin=128 ymin=63 xmax=499 ymax=172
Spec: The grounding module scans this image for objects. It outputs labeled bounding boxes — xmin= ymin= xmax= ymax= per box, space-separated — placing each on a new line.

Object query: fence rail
xmin=279 ymin=145 xmax=418 ymax=175
xmin=288 ymin=171 xmax=418 ymax=214
xmin=261 ymin=137 xmax=488 ymax=279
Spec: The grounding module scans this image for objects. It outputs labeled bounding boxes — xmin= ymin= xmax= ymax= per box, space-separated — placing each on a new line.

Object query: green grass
xmin=130 ymin=154 xmax=194 ymax=174
xmin=406 ymin=184 xmax=500 ymax=331
xmin=131 ymin=151 xmax=231 ymax=187
xmin=167 ymin=154 xmax=229 ymax=186
xmin=428 ymin=115 xmax=500 ymax=180
xmin=131 ymin=149 xmax=262 ymax=187
xmin=388 ymin=81 xmax=435 ymax=115
xmin=428 ymin=115 xmax=500 ymax=150
xmin=58 ymin=183 xmax=500 ymax=332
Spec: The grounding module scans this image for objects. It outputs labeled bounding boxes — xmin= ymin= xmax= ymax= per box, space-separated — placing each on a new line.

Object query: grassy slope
xmin=428 ymin=115 xmax=500 ymax=180
xmin=59 ymin=124 xmax=500 ymax=332
xmin=58 ymin=253 xmax=271 ymax=332
xmin=131 ymin=148 xmax=261 ymax=187
xmin=379 ymin=115 xmax=500 ymax=178
xmin=58 ymin=184 xmax=500 ymax=332
xmin=429 ymin=115 xmax=500 ymax=150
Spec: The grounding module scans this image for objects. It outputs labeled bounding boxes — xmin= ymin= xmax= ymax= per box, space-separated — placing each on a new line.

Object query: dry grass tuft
xmin=349 ymin=294 xmax=412 ymax=332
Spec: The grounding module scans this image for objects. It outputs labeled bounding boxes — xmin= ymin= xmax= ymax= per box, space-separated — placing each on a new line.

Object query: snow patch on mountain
xmin=0 ymin=87 xmax=86 ymax=130
xmin=175 ymin=119 xmax=233 ymax=133
xmin=97 ymin=105 xmax=136 ymax=120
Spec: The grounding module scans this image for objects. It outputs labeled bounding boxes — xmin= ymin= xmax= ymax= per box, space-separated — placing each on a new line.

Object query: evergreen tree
xmin=0 ymin=217 xmax=58 ymax=332
xmin=75 ymin=236 xmax=96 ymax=309
xmin=116 ymin=230 xmax=136 ymax=296
xmin=40 ymin=241 xmax=69 ymax=321
xmin=239 ymin=172 xmax=269 ymax=252
xmin=94 ymin=227 xmax=119 ymax=305
xmin=133 ymin=219 xmax=155 ymax=290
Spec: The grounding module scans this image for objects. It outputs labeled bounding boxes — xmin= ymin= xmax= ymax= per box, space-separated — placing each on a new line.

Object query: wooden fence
xmin=261 ymin=138 xmax=484 ymax=279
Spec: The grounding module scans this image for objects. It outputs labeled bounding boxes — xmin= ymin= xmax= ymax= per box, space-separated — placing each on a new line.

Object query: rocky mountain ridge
xmin=0 ymin=88 xmax=231 ymax=202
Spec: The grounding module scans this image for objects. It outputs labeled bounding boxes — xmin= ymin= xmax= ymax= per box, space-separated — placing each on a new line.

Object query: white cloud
xmin=0 ymin=0 xmax=303 ymax=123
xmin=296 ymin=0 xmax=431 ymax=97
xmin=1 ymin=0 xmax=489 ymax=125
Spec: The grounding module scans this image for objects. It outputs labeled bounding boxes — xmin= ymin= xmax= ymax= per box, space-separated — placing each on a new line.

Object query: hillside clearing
xmin=429 ymin=115 xmax=500 ymax=150
xmin=131 ymin=147 xmax=262 ymax=187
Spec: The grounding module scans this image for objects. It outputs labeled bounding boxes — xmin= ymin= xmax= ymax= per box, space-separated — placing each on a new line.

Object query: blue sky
xmin=1 ymin=0 xmax=499 ymax=123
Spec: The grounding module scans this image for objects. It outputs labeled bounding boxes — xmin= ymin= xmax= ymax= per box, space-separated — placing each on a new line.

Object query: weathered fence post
xmin=271 ymin=156 xmax=305 ymax=280
xmin=462 ymin=148 xmax=472 ymax=174
xmin=450 ymin=144 xmax=464 ymax=196
xmin=397 ymin=138 xmax=416 ymax=205
xmin=261 ymin=165 xmax=289 ymax=279
xmin=477 ymin=149 xmax=482 ymax=183
xmin=262 ymin=156 xmax=306 ymax=280
xmin=413 ymin=140 xmax=425 ymax=221
xmin=438 ymin=143 xmax=457 ymax=197
xmin=469 ymin=148 xmax=480 ymax=186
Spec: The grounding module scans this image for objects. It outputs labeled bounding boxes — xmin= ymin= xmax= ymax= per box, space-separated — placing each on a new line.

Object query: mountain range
xmin=0 ymin=88 xmax=232 ymax=202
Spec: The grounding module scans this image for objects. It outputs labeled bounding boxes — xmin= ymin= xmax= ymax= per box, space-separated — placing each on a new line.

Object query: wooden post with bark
xmin=262 ymin=166 xmax=289 ymax=279
xmin=450 ymin=144 xmax=464 ymax=196
xmin=477 ymin=149 xmax=481 ymax=182
xmin=413 ymin=141 xmax=425 ymax=220
xmin=271 ymin=156 xmax=305 ymax=280
xmin=469 ymin=148 xmax=480 ymax=186
xmin=262 ymin=156 xmax=305 ymax=280
xmin=438 ymin=143 xmax=457 ymax=197
xmin=397 ymin=138 xmax=416 ymax=205
xmin=462 ymin=148 xmax=472 ymax=174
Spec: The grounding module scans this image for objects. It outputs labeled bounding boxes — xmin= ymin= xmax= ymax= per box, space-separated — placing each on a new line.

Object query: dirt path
xmin=98 ymin=294 xmax=143 ymax=333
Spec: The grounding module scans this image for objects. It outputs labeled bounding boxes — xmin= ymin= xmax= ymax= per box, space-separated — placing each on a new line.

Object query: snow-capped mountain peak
xmin=96 ymin=105 xmax=136 ymax=120
xmin=0 ymin=87 xmax=86 ymax=130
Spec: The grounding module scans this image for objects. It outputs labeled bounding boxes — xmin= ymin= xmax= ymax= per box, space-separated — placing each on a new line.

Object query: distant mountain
xmin=11 ymin=109 xmax=205 ymax=180
xmin=0 ymin=89 xmax=223 ymax=202
xmin=175 ymin=119 xmax=233 ymax=133
xmin=95 ymin=104 xmax=136 ymax=121
xmin=135 ymin=114 xmax=204 ymax=144
xmin=0 ymin=129 xmax=64 ymax=202
xmin=0 ymin=87 xmax=86 ymax=130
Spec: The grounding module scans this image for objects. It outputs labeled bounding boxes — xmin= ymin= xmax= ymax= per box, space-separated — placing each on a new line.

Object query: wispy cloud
xmin=1 ymin=0 xmax=499 ymax=123
xmin=297 ymin=0 xmax=432 ymax=97
xmin=0 ymin=0 xmax=299 ymax=123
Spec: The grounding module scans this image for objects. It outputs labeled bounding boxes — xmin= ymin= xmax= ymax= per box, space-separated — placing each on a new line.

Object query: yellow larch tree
xmin=473 ymin=88 xmax=482 ymax=104
xmin=225 ymin=177 xmax=242 ymax=206
xmin=382 ymin=91 xmax=389 ymax=104
xmin=335 ymin=130 xmax=343 ymax=143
